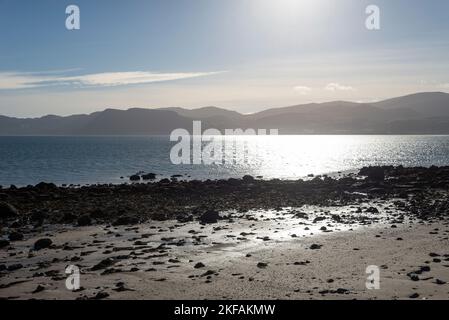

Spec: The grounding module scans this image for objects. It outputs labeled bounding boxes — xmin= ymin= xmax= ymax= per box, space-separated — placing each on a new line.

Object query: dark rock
xmin=77 ymin=215 xmax=92 ymax=226
xmin=33 ymin=238 xmax=53 ymax=250
xmin=61 ymin=212 xmax=76 ymax=223
xmin=435 ymin=279 xmax=446 ymax=285
xmin=31 ymin=210 xmax=47 ymax=222
xmin=409 ymin=293 xmax=419 ymax=299
xmin=129 ymin=175 xmax=141 ymax=181
xmin=112 ymin=216 xmax=139 ymax=226
xmin=366 ymin=207 xmax=379 ymax=214
xmin=91 ymin=258 xmax=116 ymax=271
xmin=35 ymin=182 xmax=57 ymax=190
xmin=257 ymin=262 xmax=268 ymax=268
xmin=7 ymin=263 xmax=23 ymax=271
xmin=359 ymin=166 xmax=385 ymax=181
xmin=0 ymin=202 xmax=18 ymax=219
xmin=142 ymin=173 xmax=157 ymax=180
xmin=194 ymin=262 xmax=205 ymax=269
xmin=8 ymin=231 xmax=24 ymax=241
xmin=176 ymin=214 xmax=193 ymax=223
xmin=92 ymin=291 xmax=109 ymax=300
xmin=0 ymin=240 xmax=10 ymax=249
xmin=242 ymin=175 xmax=255 ymax=182
xmin=32 ymin=285 xmax=45 ymax=294
xmin=199 ymin=210 xmax=221 ymax=224
xmin=310 ymin=244 xmax=322 ymax=250
xmin=336 ymin=288 xmax=349 ymax=294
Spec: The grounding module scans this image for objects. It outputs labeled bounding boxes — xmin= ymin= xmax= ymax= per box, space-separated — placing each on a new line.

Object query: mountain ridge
xmin=1 ymin=92 xmax=449 ymax=135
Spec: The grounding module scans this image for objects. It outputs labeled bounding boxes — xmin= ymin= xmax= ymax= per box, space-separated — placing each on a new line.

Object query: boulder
xmin=8 ymin=231 xmax=24 ymax=241
xmin=77 ymin=214 xmax=92 ymax=226
xmin=35 ymin=182 xmax=58 ymax=190
xmin=34 ymin=238 xmax=53 ymax=250
xmin=142 ymin=173 xmax=156 ymax=180
xmin=0 ymin=202 xmax=18 ymax=219
xmin=129 ymin=175 xmax=141 ymax=181
xmin=0 ymin=239 xmax=10 ymax=249
xmin=242 ymin=175 xmax=255 ymax=182
xmin=199 ymin=210 xmax=221 ymax=224
xmin=359 ymin=167 xmax=385 ymax=182
xmin=112 ymin=216 xmax=138 ymax=226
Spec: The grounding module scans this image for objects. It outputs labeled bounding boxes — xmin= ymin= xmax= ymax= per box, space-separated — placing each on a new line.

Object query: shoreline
xmin=1 ymin=165 xmax=449 ymax=299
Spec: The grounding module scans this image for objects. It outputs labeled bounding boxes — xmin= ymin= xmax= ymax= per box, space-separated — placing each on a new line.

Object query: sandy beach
xmin=1 ymin=166 xmax=449 ymax=300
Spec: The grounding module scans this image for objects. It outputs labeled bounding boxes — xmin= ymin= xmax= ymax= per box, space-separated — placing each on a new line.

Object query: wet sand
xmin=1 ymin=166 xmax=449 ymax=299
xmin=1 ymin=205 xmax=448 ymax=300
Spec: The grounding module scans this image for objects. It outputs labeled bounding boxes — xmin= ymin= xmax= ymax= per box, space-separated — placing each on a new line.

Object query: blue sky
xmin=1 ymin=0 xmax=449 ymax=117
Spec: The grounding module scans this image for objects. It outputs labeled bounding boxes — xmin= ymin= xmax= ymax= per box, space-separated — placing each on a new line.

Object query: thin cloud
xmin=325 ymin=82 xmax=355 ymax=91
xmin=293 ymin=85 xmax=312 ymax=95
xmin=0 ymin=70 xmax=222 ymax=90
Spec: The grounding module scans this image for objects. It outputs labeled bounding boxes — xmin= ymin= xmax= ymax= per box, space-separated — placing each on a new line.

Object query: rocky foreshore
xmin=1 ymin=166 xmax=449 ymax=300
xmin=1 ymin=166 xmax=449 ymax=229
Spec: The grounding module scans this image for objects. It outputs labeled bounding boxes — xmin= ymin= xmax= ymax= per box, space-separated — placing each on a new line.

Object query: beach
xmin=1 ymin=166 xmax=449 ymax=299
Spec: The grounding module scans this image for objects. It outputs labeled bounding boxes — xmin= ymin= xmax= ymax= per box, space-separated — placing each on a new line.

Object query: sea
xmin=1 ymin=135 xmax=449 ymax=187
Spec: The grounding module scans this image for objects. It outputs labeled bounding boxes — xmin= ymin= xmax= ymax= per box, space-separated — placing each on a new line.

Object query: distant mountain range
xmin=1 ymin=92 xmax=449 ymax=135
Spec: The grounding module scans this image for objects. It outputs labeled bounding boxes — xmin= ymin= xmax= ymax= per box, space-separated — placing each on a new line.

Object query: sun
xmin=251 ymin=0 xmax=329 ymax=26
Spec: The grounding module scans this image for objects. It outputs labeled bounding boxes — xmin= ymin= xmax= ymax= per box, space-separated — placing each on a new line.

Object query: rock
xmin=359 ymin=166 xmax=385 ymax=181
xmin=242 ymin=175 xmax=255 ymax=182
xmin=8 ymin=231 xmax=24 ymax=241
xmin=420 ymin=266 xmax=431 ymax=272
xmin=194 ymin=262 xmax=205 ymax=269
xmin=293 ymin=212 xmax=308 ymax=219
xmin=35 ymin=182 xmax=57 ymax=190
xmin=0 ymin=239 xmax=10 ymax=249
xmin=310 ymin=244 xmax=322 ymax=250
xmin=61 ymin=212 xmax=76 ymax=223
xmin=366 ymin=207 xmax=379 ymax=214
xmin=77 ymin=215 xmax=92 ymax=226
xmin=257 ymin=262 xmax=268 ymax=268
xmin=7 ymin=263 xmax=23 ymax=271
xmin=34 ymin=238 xmax=53 ymax=250
xmin=129 ymin=175 xmax=141 ymax=181
xmin=435 ymin=279 xmax=446 ymax=285
xmin=142 ymin=173 xmax=157 ymax=180
xmin=112 ymin=216 xmax=139 ymax=226
xmin=91 ymin=258 xmax=116 ymax=271
xmin=32 ymin=285 xmax=45 ymax=294
xmin=31 ymin=210 xmax=47 ymax=223
xmin=0 ymin=202 xmax=18 ymax=219
xmin=201 ymin=270 xmax=216 ymax=277
xmin=409 ymin=293 xmax=419 ymax=299
xmin=336 ymin=288 xmax=349 ymax=294
xmin=199 ymin=210 xmax=221 ymax=224
xmin=176 ymin=214 xmax=193 ymax=223
xmin=113 ymin=282 xmax=134 ymax=292
xmin=92 ymin=291 xmax=109 ymax=300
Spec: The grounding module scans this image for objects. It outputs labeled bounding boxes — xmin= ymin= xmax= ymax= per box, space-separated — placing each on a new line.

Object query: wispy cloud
xmin=0 ymin=70 xmax=221 ymax=90
xmin=324 ymin=82 xmax=355 ymax=91
xmin=293 ymin=85 xmax=312 ymax=95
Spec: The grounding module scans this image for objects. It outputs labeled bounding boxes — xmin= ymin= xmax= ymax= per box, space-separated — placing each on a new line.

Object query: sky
xmin=1 ymin=0 xmax=449 ymax=117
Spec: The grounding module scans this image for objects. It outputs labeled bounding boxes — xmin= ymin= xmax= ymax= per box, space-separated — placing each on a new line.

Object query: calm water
xmin=1 ymin=135 xmax=449 ymax=186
